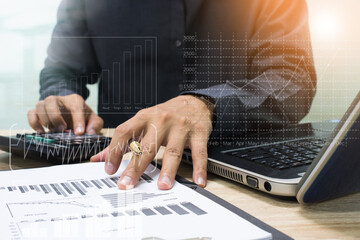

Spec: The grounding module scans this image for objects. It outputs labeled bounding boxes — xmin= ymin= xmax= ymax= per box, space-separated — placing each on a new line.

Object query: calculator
xmin=0 ymin=132 xmax=111 ymax=164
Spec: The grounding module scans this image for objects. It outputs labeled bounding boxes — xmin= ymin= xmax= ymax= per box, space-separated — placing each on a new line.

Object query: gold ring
xmin=129 ymin=140 xmax=142 ymax=155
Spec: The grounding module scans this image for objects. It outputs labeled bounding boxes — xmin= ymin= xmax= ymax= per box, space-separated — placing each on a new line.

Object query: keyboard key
xmin=281 ymin=149 xmax=294 ymax=154
xmin=272 ymin=151 xmax=282 ymax=156
xmin=312 ymin=148 xmax=322 ymax=153
xmin=291 ymin=156 xmax=307 ymax=162
xmin=278 ymin=159 xmax=294 ymax=164
xmin=302 ymin=160 xmax=313 ymax=165
xmin=254 ymin=159 xmax=271 ymax=164
xmin=227 ymin=151 xmax=238 ymax=156
xmin=274 ymin=155 xmax=288 ymax=160
xmin=288 ymin=142 xmax=300 ymax=148
xmin=248 ymin=148 xmax=267 ymax=155
xmin=276 ymin=145 xmax=290 ymax=150
xmin=275 ymin=165 xmax=290 ymax=170
xmin=305 ymin=154 xmax=318 ymax=159
xmin=289 ymin=162 xmax=305 ymax=167
xmin=248 ymin=155 xmax=269 ymax=161
xmin=236 ymin=152 xmax=250 ymax=158
xmin=269 ymin=162 xmax=282 ymax=167
xmin=269 ymin=148 xmax=278 ymax=152
xmin=302 ymin=150 xmax=315 ymax=155
xmin=288 ymin=152 xmax=301 ymax=158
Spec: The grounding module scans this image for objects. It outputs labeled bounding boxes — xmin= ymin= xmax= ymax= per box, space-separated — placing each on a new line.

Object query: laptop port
xmin=246 ymin=176 xmax=258 ymax=188
xmin=264 ymin=181 xmax=272 ymax=192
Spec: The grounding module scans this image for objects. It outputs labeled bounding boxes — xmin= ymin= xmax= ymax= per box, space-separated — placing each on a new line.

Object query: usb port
xmin=246 ymin=176 xmax=258 ymax=188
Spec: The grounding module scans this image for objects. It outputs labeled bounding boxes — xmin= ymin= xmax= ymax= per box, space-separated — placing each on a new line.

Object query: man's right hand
xmin=27 ymin=94 xmax=103 ymax=135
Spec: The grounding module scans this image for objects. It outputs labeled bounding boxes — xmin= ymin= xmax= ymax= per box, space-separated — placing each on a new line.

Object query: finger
xmin=27 ymin=109 xmax=45 ymax=133
xmin=36 ymin=100 xmax=52 ymax=130
xmin=64 ymin=97 xmax=86 ymax=135
xmin=90 ymin=147 xmax=108 ymax=162
xmin=86 ymin=110 xmax=104 ymax=134
xmin=118 ymin=124 xmax=165 ymax=190
xmin=190 ymin=131 xmax=209 ymax=188
xmin=44 ymin=96 xmax=67 ymax=132
xmin=105 ymin=120 xmax=144 ymax=176
xmin=158 ymin=130 xmax=188 ymax=190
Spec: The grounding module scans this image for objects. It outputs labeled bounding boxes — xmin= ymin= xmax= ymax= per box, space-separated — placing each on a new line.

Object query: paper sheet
xmin=0 ymin=161 xmax=272 ymax=240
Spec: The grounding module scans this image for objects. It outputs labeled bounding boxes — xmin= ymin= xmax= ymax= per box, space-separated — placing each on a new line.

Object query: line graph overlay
xmin=182 ymin=33 xmax=318 ymax=142
xmin=6 ymin=198 xmax=101 ymax=219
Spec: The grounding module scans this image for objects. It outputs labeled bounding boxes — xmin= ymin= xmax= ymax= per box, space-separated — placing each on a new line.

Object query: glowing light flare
xmin=314 ymin=12 xmax=341 ymax=37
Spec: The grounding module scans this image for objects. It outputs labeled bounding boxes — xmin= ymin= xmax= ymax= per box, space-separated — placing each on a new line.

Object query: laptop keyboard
xmin=226 ymin=138 xmax=327 ymax=170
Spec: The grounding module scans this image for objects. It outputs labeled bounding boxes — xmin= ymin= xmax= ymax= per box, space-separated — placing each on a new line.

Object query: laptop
xmin=182 ymin=91 xmax=360 ymax=203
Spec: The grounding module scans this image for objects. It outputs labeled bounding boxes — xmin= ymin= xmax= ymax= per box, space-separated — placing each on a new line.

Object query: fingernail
xmin=105 ymin=161 xmax=115 ymax=174
xmin=88 ymin=129 xmax=96 ymax=135
xmin=120 ymin=176 xmax=134 ymax=190
xmin=196 ymin=177 xmax=205 ymax=187
xmin=75 ymin=126 xmax=84 ymax=134
xmin=160 ymin=175 xmax=172 ymax=187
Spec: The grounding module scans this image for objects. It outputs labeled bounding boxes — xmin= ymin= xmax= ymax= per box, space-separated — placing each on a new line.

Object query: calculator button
xmin=25 ymin=135 xmax=36 ymax=140
xmin=34 ymin=136 xmax=43 ymax=142
xmin=43 ymin=138 xmax=55 ymax=144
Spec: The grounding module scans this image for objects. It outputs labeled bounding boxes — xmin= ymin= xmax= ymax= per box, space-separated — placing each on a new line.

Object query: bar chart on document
xmin=0 ymin=161 xmax=272 ymax=240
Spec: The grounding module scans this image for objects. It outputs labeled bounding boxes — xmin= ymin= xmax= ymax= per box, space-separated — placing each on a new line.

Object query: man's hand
xmin=27 ymin=94 xmax=103 ymax=135
xmin=90 ymin=95 xmax=214 ymax=190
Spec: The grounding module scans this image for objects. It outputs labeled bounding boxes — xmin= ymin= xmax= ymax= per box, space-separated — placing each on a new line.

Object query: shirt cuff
xmin=180 ymin=83 xmax=250 ymax=139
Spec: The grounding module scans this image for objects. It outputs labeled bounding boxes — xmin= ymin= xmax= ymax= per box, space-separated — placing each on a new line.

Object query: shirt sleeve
xmin=181 ymin=0 xmax=316 ymax=139
xmin=39 ymin=0 xmax=100 ymax=100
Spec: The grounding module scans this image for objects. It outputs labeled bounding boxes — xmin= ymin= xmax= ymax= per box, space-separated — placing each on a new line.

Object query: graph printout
xmin=0 ymin=161 xmax=271 ymax=240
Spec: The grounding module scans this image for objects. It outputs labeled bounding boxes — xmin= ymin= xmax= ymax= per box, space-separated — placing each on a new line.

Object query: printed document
xmin=0 ymin=160 xmax=272 ymax=239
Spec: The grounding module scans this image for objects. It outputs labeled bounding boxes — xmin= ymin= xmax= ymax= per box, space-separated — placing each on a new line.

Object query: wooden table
xmin=1 ymin=129 xmax=359 ymax=239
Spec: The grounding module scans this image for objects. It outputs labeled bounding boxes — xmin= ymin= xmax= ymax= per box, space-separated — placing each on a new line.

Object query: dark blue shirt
xmin=40 ymin=0 xmax=316 ymax=139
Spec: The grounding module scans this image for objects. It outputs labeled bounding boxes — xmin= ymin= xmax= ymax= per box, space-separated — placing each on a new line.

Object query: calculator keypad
xmin=15 ymin=132 xmax=111 ymax=162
